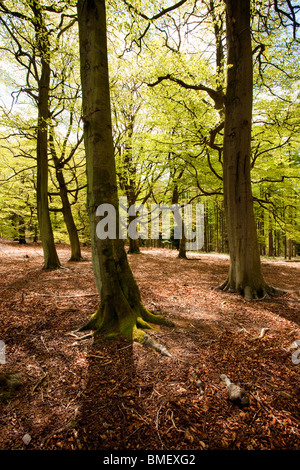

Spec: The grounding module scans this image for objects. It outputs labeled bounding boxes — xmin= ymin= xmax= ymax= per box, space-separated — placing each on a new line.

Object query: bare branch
xmin=122 ymin=0 xmax=190 ymax=22
xmin=274 ymin=0 xmax=300 ymax=38
xmin=148 ymin=74 xmax=224 ymax=111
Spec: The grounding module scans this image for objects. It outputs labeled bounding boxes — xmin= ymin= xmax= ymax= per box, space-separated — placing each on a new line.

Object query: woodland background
xmin=0 ymin=0 xmax=299 ymax=453
xmin=0 ymin=0 xmax=299 ymax=258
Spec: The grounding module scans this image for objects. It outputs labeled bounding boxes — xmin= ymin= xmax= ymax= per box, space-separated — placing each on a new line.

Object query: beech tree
xmin=49 ymin=122 xmax=84 ymax=261
xmin=0 ymin=0 xmax=62 ymax=269
xmin=216 ymin=0 xmax=295 ymax=299
xmin=0 ymin=0 xmax=299 ymax=293
xmin=77 ymin=0 xmax=174 ymax=343
xmin=0 ymin=1 xmax=84 ymax=267
xmin=145 ymin=0 xmax=298 ymax=298
xmin=33 ymin=0 xmax=61 ymax=269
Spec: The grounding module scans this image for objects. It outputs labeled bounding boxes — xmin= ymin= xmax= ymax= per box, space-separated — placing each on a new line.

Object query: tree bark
xmin=77 ymin=0 xmax=173 ymax=342
xmin=55 ymin=165 xmax=82 ymax=261
xmin=218 ymin=0 xmax=284 ymax=299
xmin=171 ymin=173 xmax=187 ymax=259
xmin=49 ymin=132 xmax=82 ymax=261
xmin=18 ymin=215 xmax=26 ymax=244
xmin=33 ymin=1 xmax=60 ymax=270
xmin=36 ymin=58 xmax=61 ymax=270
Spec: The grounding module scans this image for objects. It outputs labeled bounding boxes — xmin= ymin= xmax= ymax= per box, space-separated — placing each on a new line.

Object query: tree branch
xmin=274 ymin=0 xmax=300 ymax=38
xmin=123 ymin=0 xmax=190 ymax=21
xmin=147 ymin=74 xmax=224 ymax=110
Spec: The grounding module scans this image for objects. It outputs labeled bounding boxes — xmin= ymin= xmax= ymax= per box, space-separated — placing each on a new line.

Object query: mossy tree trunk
xmin=77 ymin=0 xmax=173 ymax=342
xmin=219 ymin=0 xmax=284 ymax=300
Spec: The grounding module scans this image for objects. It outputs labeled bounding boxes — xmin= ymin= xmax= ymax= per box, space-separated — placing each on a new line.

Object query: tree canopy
xmin=0 ymin=0 xmax=299 ymax=278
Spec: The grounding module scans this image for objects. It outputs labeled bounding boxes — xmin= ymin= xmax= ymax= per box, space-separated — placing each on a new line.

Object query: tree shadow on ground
xmin=77 ymin=335 xmax=162 ymax=450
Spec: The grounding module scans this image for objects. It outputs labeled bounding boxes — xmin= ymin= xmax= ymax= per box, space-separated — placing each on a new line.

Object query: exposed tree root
xmin=127 ymin=248 xmax=141 ymax=255
xmin=42 ymin=264 xmax=61 ymax=271
xmin=69 ymin=256 xmax=84 ymax=262
xmin=79 ymin=296 xmax=175 ymax=357
xmin=216 ymin=278 xmax=286 ymax=300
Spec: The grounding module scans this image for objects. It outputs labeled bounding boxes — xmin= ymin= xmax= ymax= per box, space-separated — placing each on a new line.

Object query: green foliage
xmin=0 ymin=0 xmax=299 ymax=257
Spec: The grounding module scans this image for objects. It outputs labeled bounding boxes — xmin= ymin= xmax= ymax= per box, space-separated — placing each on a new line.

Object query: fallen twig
xmin=250 ymin=327 xmax=270 ymax=341
xmin=66 ymin=332 xmax=93 ymax=344
xmin=31 ymin=292 xmax=98 ymax=298
xmin=236 ymin=322 xmax=254 ymax=336
xmin=32 ymin=372 xmax=49 ymax=393
xmin=40 ymin=336 xmax=49 ymax=352
xmin=143 ymin=334 xmax=173 ymax=357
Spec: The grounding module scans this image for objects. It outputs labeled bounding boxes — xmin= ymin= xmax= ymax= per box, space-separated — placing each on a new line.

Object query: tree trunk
xmin=56 ymin=171 xmax=82 ymax=261
xmin=49 ymin=132 xmax=82 ymax=261
xmin=171 ymin=182 xmax=187 ymax=259
xmin=121 ymin=116 xmax=141 ymax=255
xmin=268 ymin=213 xmax=274 ymax=257
xmin=32 ymin=0 xmax=60 ymax=270
xmin=18 ymin=215 xmax=26 ymax=244
xmin=218 ymin=0 xmax=284 ymax=299
xmin=77 ymin=0 xmax=173 ymax=342
xmin=127 ymin=187 xmax=141 ymax=255
xmin=36 ymin=56 xmax=61 ymax=270
xmin=128 ymin=214 xmax=141 ymax=254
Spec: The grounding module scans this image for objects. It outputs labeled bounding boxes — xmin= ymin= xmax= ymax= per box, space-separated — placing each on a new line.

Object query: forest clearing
xmin=0 ymin=239 xmax=299 ymax=451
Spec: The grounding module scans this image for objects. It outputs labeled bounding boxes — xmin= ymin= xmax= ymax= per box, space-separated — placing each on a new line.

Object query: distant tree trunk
xmin=55 ymin=167 xmax=82 ymax=261
xmin=127 ymin=193 xmax=141 ymax=254
xmin=77 ymin=0 xmax=173 ymax=342
xmin=49 ymin=132 xmax=82 ymax=261
xmin=203 ymin=204 xmax=208 ymax=252
xmin=171 ymin=181 xmax=187 ymax=259
xmin=218 ymin=0 xmax=284 ymax=299
xmin=178 ymin=231 xmax=187 ymax=259
xmin=18 ymin=215 xmax=26 ymax=244
xmin=33 ymin=1 xmax=60 ymax=270
xmin=121 ymin=117 xmax=140 ymax=254
xmin=268 ymin=211 xmax=274 ymax=257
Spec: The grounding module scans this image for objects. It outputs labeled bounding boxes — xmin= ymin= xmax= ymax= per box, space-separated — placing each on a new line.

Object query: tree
xmin=77 ymin=0 xmax=174 ymax=344
xmin=217 ymin=0 xmax=286 ymax=299
xmin=0 ymin=0 xmax=62 ymax=269
xmin=49 ymin=122 xmax=84 ymax=261
xmin=0 ymin=0 xmax=85 ymax=267
xmin=32 ymin=0 xmax=61 ymax=269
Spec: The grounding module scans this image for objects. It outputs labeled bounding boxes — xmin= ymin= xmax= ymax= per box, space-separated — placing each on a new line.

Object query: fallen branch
xmin=32 ymin=292 xmax=98 ymax=298
xmin=41 ymin=419 xmax=74 ymax=446
xmin=32 ymin=372 xmax=49 ymax=393
xmin=67 ymin=332 xmax=93 ymax=341
xmin=143 ymin=334 xmax=173 ymax=357
xmin=237 ymin=325 xmax=270 ymax=341
xmin=220 ymin=374 xmax=250 ymax=406
xmin=237 ymin=323 xmax=254 ymax=337
xmin=54 ymin=302 xmax=78 ymax=311
xmin=250 ymin=327 xmax=270 ymax=341
xmin=67 ymin=331 xmax=93 ymax=346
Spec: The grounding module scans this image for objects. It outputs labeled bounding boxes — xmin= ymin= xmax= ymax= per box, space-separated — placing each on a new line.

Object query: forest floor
xmin=0 ymin=238 xmax=299 ymax=452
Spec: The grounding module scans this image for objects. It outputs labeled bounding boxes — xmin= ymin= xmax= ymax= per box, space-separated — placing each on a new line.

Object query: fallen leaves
xmin=0 ymin=242 xmax=299 ymax=450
